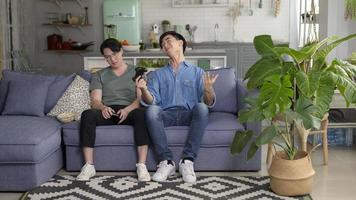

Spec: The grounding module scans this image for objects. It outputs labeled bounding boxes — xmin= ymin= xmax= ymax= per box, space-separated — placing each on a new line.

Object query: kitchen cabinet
xmin=172 ymin=0 xmax=230 ymax=7
xmin=192 ymin=42 xmax=260 ymax=79
xmin=83 ymin=49 xmax=226 ymax=71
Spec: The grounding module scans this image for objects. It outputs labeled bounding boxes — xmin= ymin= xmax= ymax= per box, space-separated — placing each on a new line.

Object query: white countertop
xmin=83 ymin=49 xmax=226 ymax=57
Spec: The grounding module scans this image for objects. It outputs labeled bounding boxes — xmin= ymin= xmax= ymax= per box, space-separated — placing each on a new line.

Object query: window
xmin=297 ymin=0 xmax=319 ymax=47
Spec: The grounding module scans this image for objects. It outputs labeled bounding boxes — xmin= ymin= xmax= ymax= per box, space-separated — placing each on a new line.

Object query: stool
xmin=267 ymin=113 xmax=329 ymax=165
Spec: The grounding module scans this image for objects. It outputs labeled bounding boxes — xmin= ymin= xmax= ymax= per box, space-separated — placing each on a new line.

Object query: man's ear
xmin=178 ymin=40 xmax=184 ymax=49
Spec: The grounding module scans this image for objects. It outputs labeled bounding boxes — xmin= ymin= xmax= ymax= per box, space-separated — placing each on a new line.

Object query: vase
xmin=162 ymin=24 xmax=171 ymax=33
xmin=268 ymin=150 xmax=315 ymax=196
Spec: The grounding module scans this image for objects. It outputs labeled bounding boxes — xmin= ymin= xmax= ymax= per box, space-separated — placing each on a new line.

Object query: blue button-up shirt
xmin=146 ymin=61 xmax=214 ymax=110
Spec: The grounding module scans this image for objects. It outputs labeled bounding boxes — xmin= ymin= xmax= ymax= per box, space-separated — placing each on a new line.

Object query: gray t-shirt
xmin=90 ymin=65 xmax=136 ymax=106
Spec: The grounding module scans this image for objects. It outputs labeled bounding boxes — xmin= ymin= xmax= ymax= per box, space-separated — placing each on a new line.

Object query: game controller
xmin=111 ymin=113 xmax=121 ymax=120
xmin=132 ymin=67 xmax=147 ymax=82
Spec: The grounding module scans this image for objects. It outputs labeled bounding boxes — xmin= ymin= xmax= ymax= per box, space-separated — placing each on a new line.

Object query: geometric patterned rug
xmin=20 ymin=175 xmax=312 ymax=200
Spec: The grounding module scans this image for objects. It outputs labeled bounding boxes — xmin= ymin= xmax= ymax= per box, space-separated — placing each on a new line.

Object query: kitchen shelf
xmin=45 ymin=49 xmax=93 ymax=53
xmin=42 ymin=0 xmax=85 ymax=8
xmin=43 ymin=23 xmax=92 ymax=33
xmin=172 ymin=0 xmax=229 ymax=8
xmin=43 ymin=23 xmax=92 ymax=27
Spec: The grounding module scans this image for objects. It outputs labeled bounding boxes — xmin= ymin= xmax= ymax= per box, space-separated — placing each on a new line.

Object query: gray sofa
xmin=0 ymin=70 xmax=76 ymax=191
xmin=0 ymin=67 xmax=261 ymax=192
xmin=62 ymin=67 xmax=261 ymax=171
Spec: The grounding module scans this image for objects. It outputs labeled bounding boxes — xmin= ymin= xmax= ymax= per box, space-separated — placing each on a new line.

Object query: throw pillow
xmin=2 ymin=80 xmax=50 ymax=116
xmin=207 ymin=67 xmax=238 ymax=114
xmin=0 ymin=69 xmax=56 ymax=113
xmin=47 ymin=75 xmax=90 ymax=121
xmin=44 ymin=73 xmax=76 ymax=113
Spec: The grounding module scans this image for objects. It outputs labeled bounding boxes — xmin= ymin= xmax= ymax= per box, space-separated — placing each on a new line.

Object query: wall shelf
xmin=42 ymin=0 xmax=85 ymax=8
xmin=172 ymin=0 xmax=229 ymax=8
xmin=43 ymin=23 xmax=92 ymax=33
xmin=45 ymin=49 xmax=93 ymax=54
xmin=43 ymin=23 xmax=92 ymax=27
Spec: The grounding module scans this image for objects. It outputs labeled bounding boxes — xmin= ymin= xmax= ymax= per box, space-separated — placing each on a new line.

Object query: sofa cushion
xmin=207 ymin=68 xmax=237 ymax=114
xmin=0 ymin=70 xmax=56 ymax=113
xmin=79 ymin=70 xmax=92 ymax=82
xmin=44 ymin=73 xmax=76 ymax=114
xmin=0 ymin=116 xmax=62 ymax=163
xmin=2 ymin=80 xmax=50 ymax=116
xmin=47 ymin=75 xmax=90 ymax=120
xmin=62 ymin=112 xmax=244 ymax=147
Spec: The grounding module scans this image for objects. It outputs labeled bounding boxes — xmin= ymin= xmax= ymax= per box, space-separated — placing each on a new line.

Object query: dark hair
xmin=100 ymin=38 xmax=122 ymax=55
xmin=159 ymin=31 xmax=187 ymax=53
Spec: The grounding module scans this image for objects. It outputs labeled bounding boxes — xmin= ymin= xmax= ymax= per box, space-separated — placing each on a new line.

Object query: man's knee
xmin=130 ymin=107 xmax=145 ymax=118
xmin=81 ymin=109 xmax=99 ymax=121
xmin=146 ymin=105 xmax=162 ymax=119
xmin=193 ymin=103 xmax=209 ymax=116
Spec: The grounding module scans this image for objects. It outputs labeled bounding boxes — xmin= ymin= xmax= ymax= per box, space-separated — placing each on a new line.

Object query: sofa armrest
xmin=236 ymin=79 xmax=248 ymax=112
xmin=236 ymin=79 xmax=261 ymax=134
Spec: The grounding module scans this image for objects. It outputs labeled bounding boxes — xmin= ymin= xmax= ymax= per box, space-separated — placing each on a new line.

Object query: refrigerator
xmin=103 ymin=0 xmax=141 ymax=44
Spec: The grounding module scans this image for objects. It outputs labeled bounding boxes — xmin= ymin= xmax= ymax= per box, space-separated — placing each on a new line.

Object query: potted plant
xmin=161 ymin=20 xmax=171 ymax=33
xmin=231 ymin=34 xmax=356 ymax=196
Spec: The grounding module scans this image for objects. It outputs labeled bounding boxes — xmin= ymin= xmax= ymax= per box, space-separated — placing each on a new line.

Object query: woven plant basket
xmin=268 ymin=150 xmax=315 ymax=196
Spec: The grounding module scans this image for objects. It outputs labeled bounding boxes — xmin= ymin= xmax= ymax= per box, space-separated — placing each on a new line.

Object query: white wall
xmin=29 ymin=0 xmax=290 ymax=74
xmin=141 ymin=0 xmax=290 ymax=43
xmin=320 ymin=0 xmax=356 ymax=60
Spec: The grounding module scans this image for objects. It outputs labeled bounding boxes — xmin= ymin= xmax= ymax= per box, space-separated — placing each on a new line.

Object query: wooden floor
xmin=1 ymin=144 xmax=356 ymax=200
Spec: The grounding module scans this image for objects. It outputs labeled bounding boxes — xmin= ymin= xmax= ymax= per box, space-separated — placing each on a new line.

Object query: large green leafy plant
xmin=231 ymin=34 xmax=356 ymax=160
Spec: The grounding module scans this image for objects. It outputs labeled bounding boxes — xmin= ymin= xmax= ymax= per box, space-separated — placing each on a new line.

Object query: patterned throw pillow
xmin=47 ymin=75 xmax=90 ymax=121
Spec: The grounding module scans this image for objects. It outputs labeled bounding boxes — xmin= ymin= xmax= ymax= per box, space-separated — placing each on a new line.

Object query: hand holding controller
xmin=111 ymin=113 xmax=121 ymax=120
xmin=132 ymin=67 xmax=148 ymax=82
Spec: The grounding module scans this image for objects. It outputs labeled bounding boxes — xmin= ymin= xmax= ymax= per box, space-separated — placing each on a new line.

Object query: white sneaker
xmin=179 ymin=159 xmax=196 ymax=183
xmin=136 ymin=163 xmax=151 ymax=182
xmin=152 ymin=160 xmax=176 ymax=182
xmin=76 ymin=163 xmax=96 ymax=181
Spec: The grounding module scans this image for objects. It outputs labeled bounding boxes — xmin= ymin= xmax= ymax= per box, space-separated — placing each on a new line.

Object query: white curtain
xmin=0 ymin=0 xmax=36 ymax=72
xmin=0 ymin=0 xmax=9 ymax=75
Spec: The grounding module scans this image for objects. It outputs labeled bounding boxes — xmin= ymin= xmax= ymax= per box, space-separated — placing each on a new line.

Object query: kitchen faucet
xmin=214 ymin=23 xmax=219 ymax=42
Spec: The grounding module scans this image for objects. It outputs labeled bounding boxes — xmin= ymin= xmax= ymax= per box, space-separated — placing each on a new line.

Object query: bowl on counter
xmin=122 ymin=45 xmax=140 ymax=52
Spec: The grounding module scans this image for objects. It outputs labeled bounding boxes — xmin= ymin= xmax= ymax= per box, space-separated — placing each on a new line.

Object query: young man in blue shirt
xmin=137 ymin=31 xmax=218 ymax=183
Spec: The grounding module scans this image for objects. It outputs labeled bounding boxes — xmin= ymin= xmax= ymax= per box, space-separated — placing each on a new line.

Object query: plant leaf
xmin=274 ymin=47 xmax=308 ymax=65
xmin=247 ymin=142 xmax=259 ymax=160
xmin=313 ymin=74 xmax=335 ymax=117
xmin=230 ymin=130 xmax=253 ymax=155
xmin=255 ymin=125 xmax=278 ymax=146
xmin=296 ymin=71 xmax=310 ymax=97
xmin=294 ymin=98 xmax=321 ymax=129
xmin=245 ymin=58 xmax=283 ymax=89
xmin=258 ymin=75 xmax=293 ymax=118
xmin=296 ymin=71 xmax=321 ymax=97
xmin=253 ymin=35 xmax=279 ymax=58
xmin=238 ymin=98 xmax=266 ymax=123
xmin=313 ymin=34 xmax=356 ymax=61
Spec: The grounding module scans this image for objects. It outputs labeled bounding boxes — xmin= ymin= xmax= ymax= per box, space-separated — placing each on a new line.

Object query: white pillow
xmin=47 ymin=75 xmax=90 ymax=121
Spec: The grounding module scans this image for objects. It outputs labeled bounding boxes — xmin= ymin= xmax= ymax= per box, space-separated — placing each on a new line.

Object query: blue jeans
xmin=146 ymin=103 xmax=209 ymax=162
